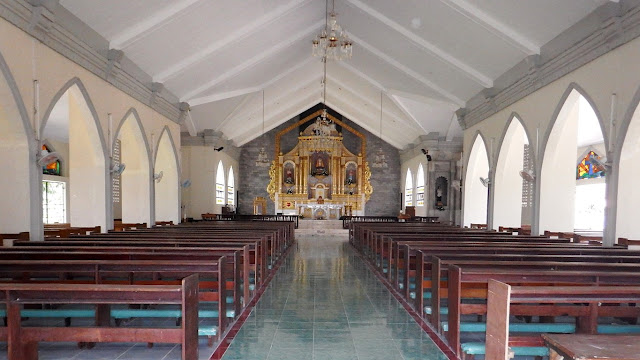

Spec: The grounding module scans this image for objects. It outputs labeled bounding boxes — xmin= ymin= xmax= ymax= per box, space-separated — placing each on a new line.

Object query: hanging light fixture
xmin=312 ymin=0 xmax=353 ymax=61
xmin=255 ymin=90 xmax=271 ymax=167
xmin=372 ymin=91 xmax=388 ymax=168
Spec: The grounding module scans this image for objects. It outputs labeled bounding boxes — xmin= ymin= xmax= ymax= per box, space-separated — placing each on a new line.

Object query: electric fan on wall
xmin=36 ymin=148 xmax=60 ymax=166
xmin=479 ymin=177 xmax=491 ymax=187
xmin=110 ymin=162 xmax=126 ymax=176
xmin=519 ymin=169 xmax=535 ymax=182
xmin=181 ymin=179 xmax=192 ymax=188
xmin=154 ymin=171 xmax=164 ymax=183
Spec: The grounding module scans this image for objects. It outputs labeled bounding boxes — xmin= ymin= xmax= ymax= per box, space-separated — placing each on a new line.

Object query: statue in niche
xmin=345 ymin=163 xmax=357 ymax=185
xmin=283 ymin=163 xmax=295 ymax=184
xmin=435 ymin=176 xmax=448 ymax=210
xmin=312 ymin=152 xmax=329 ymax=176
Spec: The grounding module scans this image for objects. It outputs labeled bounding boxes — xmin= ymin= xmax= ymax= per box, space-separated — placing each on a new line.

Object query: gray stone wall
xmin=237 ymin=105 xmax=401 ymax=216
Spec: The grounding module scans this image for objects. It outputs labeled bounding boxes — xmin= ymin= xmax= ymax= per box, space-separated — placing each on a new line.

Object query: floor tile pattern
xmin=221 ymin=232 xmax=448 ymax=360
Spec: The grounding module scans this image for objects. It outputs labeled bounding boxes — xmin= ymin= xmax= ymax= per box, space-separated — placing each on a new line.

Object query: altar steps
xmin=296 ymin=219 xmax=347 ymax=236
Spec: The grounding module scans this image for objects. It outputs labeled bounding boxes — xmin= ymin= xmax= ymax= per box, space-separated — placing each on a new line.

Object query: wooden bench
xmin=486 ymin=281 xmax=640 ymax=360
xmin=0 ymin=275 xmax=199 ymax=360
xmin=0 ymin=258 xmax=230 ymax=345
xmin=445 ymin=264 xmax=640 ymax=358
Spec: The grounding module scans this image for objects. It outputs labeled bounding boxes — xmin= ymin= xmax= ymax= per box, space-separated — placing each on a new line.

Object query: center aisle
xmin=219 ymin=230 xmax=448 ymax=360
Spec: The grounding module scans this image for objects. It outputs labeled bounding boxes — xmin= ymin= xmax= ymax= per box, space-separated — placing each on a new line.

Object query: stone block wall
xmin=237 ymin=104 xmax=401 ymax=216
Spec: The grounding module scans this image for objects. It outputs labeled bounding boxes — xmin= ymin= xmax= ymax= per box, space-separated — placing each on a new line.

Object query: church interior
xmin=3 ymin=0 xmax=640 ymax=359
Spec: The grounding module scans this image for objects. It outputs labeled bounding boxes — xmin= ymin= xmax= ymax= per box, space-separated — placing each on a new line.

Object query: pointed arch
xmin=40 ymin=77 xmax=108 ymax=231
xmin=40 ymin=77 xmax=107 ymax=157
xmin=154 ymin=126 xmax=180 ymax=224
xmin=216 ymin=161 xmax=225 ymax=205
xmin=463 ymin=133 xmax=489 ymax=227
xmin=114 ymin=108 xmax=152 ymax=224
xmin=0 ymin=49 xmax=38 ymax=235
xmin=227 ymin=166 xmax=235 ymax=206
xmin=539 ymin=84 xmax=605 ymax=233
xmin=416 ymin=163 xmax=425 ymax=207
xmin=493 ymin=114 xmax=531 ymax=229
xmin=404 ymin=168 xmax=414 ymax=208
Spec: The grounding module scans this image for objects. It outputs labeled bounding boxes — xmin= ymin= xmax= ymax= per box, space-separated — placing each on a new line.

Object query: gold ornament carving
xmin=266 ymin=161 xmax=277 ymax=201
xmin=363 ymin=161 xmax=373 ymax=201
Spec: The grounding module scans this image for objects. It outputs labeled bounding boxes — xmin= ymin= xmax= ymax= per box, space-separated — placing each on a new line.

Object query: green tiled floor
xmin=222 ymin=232 xmax=448 ymax=360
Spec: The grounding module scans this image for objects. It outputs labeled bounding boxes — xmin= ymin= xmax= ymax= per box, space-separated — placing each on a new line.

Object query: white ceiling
xmin=59 ymin=0 xmax=611 ymax=149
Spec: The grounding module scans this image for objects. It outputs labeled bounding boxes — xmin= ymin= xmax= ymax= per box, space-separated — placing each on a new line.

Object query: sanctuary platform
xmin=296 ymin=219 xmax=346 ymax=236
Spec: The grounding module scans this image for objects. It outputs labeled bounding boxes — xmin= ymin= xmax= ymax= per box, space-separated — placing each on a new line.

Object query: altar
xmin=267 ymin=108 xmax=372 ymax=216
xmin=298 ymin=204 xmax=343 ymax=220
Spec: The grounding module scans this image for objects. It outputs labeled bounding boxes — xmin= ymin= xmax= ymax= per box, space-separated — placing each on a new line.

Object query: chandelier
xmin=372 ymin=91 xmax=388 ymax=168
xmin=312 ymin=0 xmax=353 ymax=61
xmin=255 ymin=90 xmax=271 ymax=167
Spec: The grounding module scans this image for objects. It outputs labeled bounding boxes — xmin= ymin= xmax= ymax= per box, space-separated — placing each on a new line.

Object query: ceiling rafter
xmin=336 ymin=61 xmax=427 ymax=133
xmin=180 ymin=21 xmax=324 ymax=102
xmin=325 ymin=97 xmax=404 ymax=149
xmin=189 ymin=58 xmax=317 ymax=106
xmin=236 ymin=94 xmax=318 ymax=146
xmin=154 ymin=0 xmax=313 ymax=82
xmin=345 ymin=0 xmax=493 ymax=88
xmin=215 ymin=92 xmax=259 ymax=132
xmin=110 ymin=0 xmax=203 ymax=49
xmin=189 ymin=87 xmax=260 ymax=107
xmin=222 ymin=73 xmax=323 ymax=138
xmin=326 ymin=74 xmax=423 ymax=134
xmin=349 ymin=33 xmax=465 ymax=107
xmin=439 ymin=0 xmax=540 ymax=55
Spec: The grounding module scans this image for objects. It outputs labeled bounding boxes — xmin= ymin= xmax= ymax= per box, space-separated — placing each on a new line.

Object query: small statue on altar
xmin=312 ymin=154 xmax=329 ymax=176
xmin=317 ymin=196 xmax=324 ymax=204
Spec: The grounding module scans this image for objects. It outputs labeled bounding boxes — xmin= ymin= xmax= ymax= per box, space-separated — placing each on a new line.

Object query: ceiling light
xmin=312 ymin=0 xmax=353 ymax=61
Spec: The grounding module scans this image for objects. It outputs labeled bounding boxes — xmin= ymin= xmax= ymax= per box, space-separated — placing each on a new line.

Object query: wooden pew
xmin=485 ymin=280 xmax=640 ymax=360
xmin=0 ymin=258 xmax=229 ymax=345
xmin=0 ymin=275 xmax=199 ymax=360
xmin=444 ymin=264 xmax=640 ymax=358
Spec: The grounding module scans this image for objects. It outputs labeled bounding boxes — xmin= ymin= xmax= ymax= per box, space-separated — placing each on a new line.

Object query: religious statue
xmin=284 ymin=166 xmax=294 ymax=184
xmin=312 ymin=153 xmax=329 ymax=176
xmin=317 ymin=196 xmax=324 ymax=204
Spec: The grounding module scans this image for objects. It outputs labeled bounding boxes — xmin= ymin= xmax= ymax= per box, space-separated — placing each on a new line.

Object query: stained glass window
xmin=41 ymin=144 xmax=61 ymax=176
xmin=576 ymin=151 xmax=606 ymax=180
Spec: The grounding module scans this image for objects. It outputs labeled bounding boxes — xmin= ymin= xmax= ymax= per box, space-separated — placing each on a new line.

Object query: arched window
xmin=405 ymin=168 xmax=413 ymax=207
xmin=215 ymin=161 xmax=225 ymax=205
xmin=416 ymin=164 xmax=425 ymax=206
xmin=227 ymin=167 xmax=235 ymax=206
xmin=41 ymin=144 xmax=61 ymax=176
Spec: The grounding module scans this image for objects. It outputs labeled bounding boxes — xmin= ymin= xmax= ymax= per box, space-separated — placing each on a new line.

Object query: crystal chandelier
xmin=255 ymin=90 xmax=271 ymax=167
xmin=372 ymin=91 xmax=388 ymax=168
xmin=312 ymin=0 xmax=353 ymax=61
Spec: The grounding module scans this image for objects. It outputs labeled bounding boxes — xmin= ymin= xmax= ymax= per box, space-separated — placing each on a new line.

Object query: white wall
xmin=493 ymin=119 xmax=526 ymax=229
xmin=539 ymin=92 xmax=580 ymax=232
xmin=617 ymin=106 xmax=640 ymax=239
xmin=461 ymin=33 xmax=640 ymax=241
xmin=154 ymin=129 xmax=179 ymax=224
xmin=463 ymin=136 xmax=489 ymax=227
xmin=68 ymin=88 xmax=107 ymax=230
xmin=119 ymin=115 xmax=151 ymax=224
xmin=181 ymin=145 xmax=239 ymax=219
xmin=0 ymin=16 xmax=180 ymax=236
xmin=0 ymin=69 xmax=31 ymax=233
